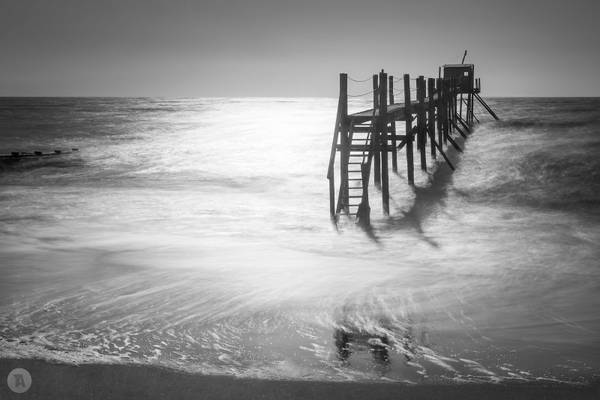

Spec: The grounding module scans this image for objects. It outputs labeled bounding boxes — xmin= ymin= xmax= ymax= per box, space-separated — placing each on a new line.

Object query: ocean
xmin=0 ymin=97 xmax=599 ymax=384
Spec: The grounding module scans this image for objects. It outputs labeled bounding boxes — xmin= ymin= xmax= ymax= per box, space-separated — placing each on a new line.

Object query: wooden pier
xmin=327 ymin=62 xmax=498 ymax=226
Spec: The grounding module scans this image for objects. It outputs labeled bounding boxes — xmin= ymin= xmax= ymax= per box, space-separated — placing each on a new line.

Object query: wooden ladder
xmin=337 ymin=122 xmax=373 ymax=218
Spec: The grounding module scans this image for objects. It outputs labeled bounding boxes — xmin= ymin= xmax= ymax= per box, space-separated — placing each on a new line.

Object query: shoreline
xmin=1 ymin=358 xmax=598 ymax=400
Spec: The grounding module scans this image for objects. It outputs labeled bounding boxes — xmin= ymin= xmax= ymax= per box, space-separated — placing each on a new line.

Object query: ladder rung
xmin=348 ymin=187 xmax=362 ymax=190
xmin=348 ymin=178 xmax=362 ymax=181
xmin=349 ymin=195 xmax=363 ymax=198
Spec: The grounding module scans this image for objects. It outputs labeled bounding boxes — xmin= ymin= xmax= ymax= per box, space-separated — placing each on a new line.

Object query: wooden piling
xmin=403 ymin=74 xmax=414 ymax=185
xmin=452 ymin=78 xmax=458 ymax=129
xmin=339 ymin=74 xmax=350 ymax=213
xmin=388 ymin=75 xmax=397 ymax=173
xmin=379 ymin=70 xmax=389 ymax=215
xmin=435 ymin=78 xmax=443 ymax=152
xmin=372 ymin=74 xmax=380 ymax=189
xmin=448 ymin=78 xmax=453 ymax=134
xmin=441 ymin=79 xmax=448 ymax=143
xmin=447 ymin=78 xmax=453 ymax=135
xmin=417 ymin=76 xmax=427 ymax=171
xmin=427 ymin=77 xmax=436 ymax=160
xmin=328 ymin=73 xmax=347 ymax=219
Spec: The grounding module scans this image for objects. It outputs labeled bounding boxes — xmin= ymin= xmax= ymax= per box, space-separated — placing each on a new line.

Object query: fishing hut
xmin=327 ymin=59 xmax=498 ymax=226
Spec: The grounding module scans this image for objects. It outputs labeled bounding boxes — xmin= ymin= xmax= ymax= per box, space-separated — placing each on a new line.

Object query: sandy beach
xmin=1 ymin=358 xmax=598 ymax=400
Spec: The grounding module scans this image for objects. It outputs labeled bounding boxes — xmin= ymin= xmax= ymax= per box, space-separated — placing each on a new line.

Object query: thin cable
xmin=348 ymin=76 xmax=372 ymax=83
xmin=347 ymin=89 xmax=376 ymax=98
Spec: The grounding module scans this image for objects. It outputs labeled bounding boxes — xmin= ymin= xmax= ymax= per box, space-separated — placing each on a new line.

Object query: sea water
xmin=0 ymin=97 xmax=599 ymax=383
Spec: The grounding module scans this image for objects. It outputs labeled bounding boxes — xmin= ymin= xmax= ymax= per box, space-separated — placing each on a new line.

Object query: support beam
xmin=328 ymin=72 xmax=347 ymax=219
xmin=388 ymin=75 xmax=397 ymax=173
xmin=473 ymin=93 xmax=500 ymax=120
xmin=379 ymin=70 xmax=389 ymax=215
xmin=356 ymin=159 xmax=371 ymax=228
xmin=372 ymin=75 xmax=381 ymax=188
xmin=450 ymin=118 xmax=468 ymax=138
xmin=339 ymin=81 xmax=350 ymax=213
xmin=427 ymin=77 xmax=436 ymax=160
xmin=456 ymin=113 xmax=471 ymax=133
xmin=428 ymin=129 xmax=455 ymax=171
xmin=435 ymin=78 xmax=443 ymax=150
xmin=403 ymin=74 xmax=414 ymax=185
xmin=417 ymin=76 xmax=427 ymax=171
xmin=442 ymin=79 xmax=449 ymax=144
xmin=446 ymin=133 xmax=463 ymax=153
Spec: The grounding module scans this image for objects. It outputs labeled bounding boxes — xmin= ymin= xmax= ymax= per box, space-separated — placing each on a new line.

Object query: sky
xmin=1 ymin=0 xmax=599 ymax=97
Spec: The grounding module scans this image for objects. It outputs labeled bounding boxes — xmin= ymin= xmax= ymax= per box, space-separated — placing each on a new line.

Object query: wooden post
xmin=339 ymin=73 xmax=350 ymax=213
xmin=448 ymin=78 xmax=455 ymax=133
xmin=388 ymin=75 xmax=397 ymax=173
xmin=428 ymin=77 xmax=436 ymax=160
xmin=453 ymin=78 xmax=458 ymax=131
xmin=452 ymin=78 xmax=458 ymax=129
xmin=448 ymin=78 xmax=453 ymax=135
xmin=356 ymin=164 xmax=371 ymax=228
xmin=372 ymin=75 xmax=379 ymax=110
xmin=372 ymin=74 xmax=380 ymax=189
xmin=469 ymin=91 xmax=474 ymax=125
xmin=417 ymin=76 xmax=427 ymax=171
xmin=442 ymin=78 xmax=449 ymax=144
xmin=328 ymin=73 xmax=347 ymax=219
xmin=436 ymin=78 xmax=443 ymax=150
xmin=379 ymin=70 xmax=389 ymax=215
xmin=403 ymin=74 xmax=414 ymax=185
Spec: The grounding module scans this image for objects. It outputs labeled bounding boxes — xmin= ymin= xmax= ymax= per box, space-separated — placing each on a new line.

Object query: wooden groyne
xmin=0 ymin=149 xmax=79 ymax=163
xmin=327 ymin=62 xmax=498 ymax=226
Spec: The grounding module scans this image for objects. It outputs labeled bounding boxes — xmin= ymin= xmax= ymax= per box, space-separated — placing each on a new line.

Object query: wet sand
xmin=1 ymin=358 xmax=598 ymax=400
